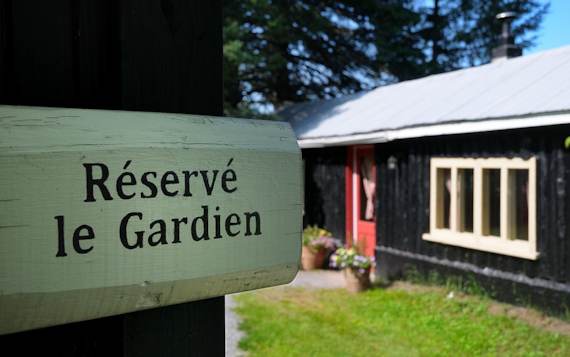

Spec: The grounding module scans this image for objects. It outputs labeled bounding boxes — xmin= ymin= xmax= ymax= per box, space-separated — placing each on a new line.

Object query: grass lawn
xmin=235 ymin=284 xmax=570 ymax=356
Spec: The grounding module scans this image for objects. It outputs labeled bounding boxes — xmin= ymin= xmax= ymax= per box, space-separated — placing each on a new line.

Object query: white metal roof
xmin=282 ymin=45 xmax=570 ymax=148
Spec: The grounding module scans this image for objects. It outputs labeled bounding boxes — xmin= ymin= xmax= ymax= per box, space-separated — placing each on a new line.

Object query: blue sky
xmin=528 ymin=0 xmax=570 ymax=54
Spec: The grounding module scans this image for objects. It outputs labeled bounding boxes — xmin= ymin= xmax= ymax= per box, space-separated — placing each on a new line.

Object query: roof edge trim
xmin=297 ymin=112 xmax=570 ymax=148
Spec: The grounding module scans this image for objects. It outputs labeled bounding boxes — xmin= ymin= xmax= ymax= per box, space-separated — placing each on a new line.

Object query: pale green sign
xmin=0 ymin=106 xmax=302 ymax=334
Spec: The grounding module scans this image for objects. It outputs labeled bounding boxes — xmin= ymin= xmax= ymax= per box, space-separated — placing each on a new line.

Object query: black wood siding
xmin=303 ymin=147 xmax=346 ymax=242
xmin=375 ymin=124 xmax=570 ymax=313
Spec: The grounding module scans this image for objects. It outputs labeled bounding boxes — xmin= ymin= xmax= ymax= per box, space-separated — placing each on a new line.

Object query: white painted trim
xmin=425 ymin=157 xmax=538 ymax=260
xmin=297 ymin=113 xmax=570 ymax=148
xmin=450 ymin=168 xmax=458 ymax=232
xmin=423 ymin=232 xmax=539 ymax=260
xmin=429 ymin=162 xmax=437 ymax=233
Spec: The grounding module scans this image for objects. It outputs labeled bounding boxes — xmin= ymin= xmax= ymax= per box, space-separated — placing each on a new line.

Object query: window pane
xmin=359 ymin=156 xmax=375 ymax=222
xmin=482 ymin=169 xmax=501 ymax=237
xmin=509 ymin=169 xmax=529 ymax=240
xmin=458 ymin=169 xmax=474 ymax=233
xmin=436 ymin=168 xmax=451 ymax=229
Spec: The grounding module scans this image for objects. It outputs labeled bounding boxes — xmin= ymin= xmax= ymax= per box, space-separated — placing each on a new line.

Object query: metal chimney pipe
xmin=492 ymin=11 xmax=522 ymax=62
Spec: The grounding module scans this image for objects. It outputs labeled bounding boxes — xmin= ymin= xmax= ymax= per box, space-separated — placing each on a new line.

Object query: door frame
xmin=345 ymin=145 xmax=377 ymax=255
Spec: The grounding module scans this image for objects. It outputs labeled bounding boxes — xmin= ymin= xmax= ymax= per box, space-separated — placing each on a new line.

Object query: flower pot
xmin=301 ymin=246 xmax=326 ymax=270
xmin=343 ymin=268 xmax=371 ymax=293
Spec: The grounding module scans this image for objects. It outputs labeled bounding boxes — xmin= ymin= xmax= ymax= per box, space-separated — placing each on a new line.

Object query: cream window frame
xmin=422 ymin=157 xmax=538 ymax=260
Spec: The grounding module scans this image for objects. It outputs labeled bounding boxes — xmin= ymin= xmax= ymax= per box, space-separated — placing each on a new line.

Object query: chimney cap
xmin=496 ymin=11 xmax=517 ymax=20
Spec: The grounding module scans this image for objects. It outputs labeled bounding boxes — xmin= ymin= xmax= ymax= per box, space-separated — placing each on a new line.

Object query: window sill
xmin=422 ymin=231 xmax=539 ymax=260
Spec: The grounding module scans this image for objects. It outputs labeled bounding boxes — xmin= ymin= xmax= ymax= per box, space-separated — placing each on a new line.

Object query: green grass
xmin=235 ymin=286 xmax=570 ymax=357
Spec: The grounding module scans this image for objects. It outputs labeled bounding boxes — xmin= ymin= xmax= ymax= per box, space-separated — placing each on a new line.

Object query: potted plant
xmin=301 ymin=226 xmax=339 ymax=270
xmin=330 ymin=247 xmax=374 ymax=293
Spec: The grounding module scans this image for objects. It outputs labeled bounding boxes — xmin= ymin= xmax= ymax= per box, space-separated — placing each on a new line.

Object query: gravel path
xmin=225 ymin=294 xmax=246 ymax=357
xmin=288 ymin=269 xmax=344 ymax=289
xmin=225 ymin=270 xmax=344 ymax=356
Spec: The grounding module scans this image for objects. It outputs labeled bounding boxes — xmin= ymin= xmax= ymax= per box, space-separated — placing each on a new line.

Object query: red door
xmin=345 ymin=146 xmax=376 ymax=257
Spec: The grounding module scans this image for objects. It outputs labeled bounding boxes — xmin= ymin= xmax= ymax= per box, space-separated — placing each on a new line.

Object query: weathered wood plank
xmin=8 ymin=0 xmax=75 ymax=106
xmin=0 ymin=106 xmax=302 ymax=335
xmin=76 ymin=0 xmax=121 ymax=109
xmin=120 ymin=0 xmax=222 ymax=114
xmin=124 ymin=297 xmax=225 ymax=357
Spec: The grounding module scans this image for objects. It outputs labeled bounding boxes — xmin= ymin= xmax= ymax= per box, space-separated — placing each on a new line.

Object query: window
xmin=423 ymin=157 xmax=538 ymax=260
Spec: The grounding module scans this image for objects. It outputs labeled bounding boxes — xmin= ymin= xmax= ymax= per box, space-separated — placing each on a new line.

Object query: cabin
xmin=282 ymin=44 xmax=570 ymax=313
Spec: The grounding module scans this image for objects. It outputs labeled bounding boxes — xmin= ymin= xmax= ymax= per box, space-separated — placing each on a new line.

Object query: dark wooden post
xmin=0 ymin=1 xmax=225 ymax=355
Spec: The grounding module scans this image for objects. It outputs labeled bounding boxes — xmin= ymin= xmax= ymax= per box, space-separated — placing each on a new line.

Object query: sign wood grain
xmin=0 ymin=106 xmax=302 ymax=334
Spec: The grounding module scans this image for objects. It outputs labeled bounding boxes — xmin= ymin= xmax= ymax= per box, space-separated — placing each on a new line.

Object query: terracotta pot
xmin=343 ymin=268 xmax=371 ymax=293
xmin=301 ymin=246 xmax=326 ymax=270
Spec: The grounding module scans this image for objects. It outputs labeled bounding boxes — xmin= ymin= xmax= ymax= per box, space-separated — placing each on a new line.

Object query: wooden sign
xmin=0 ymin=106 xmax=302 ymax=335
